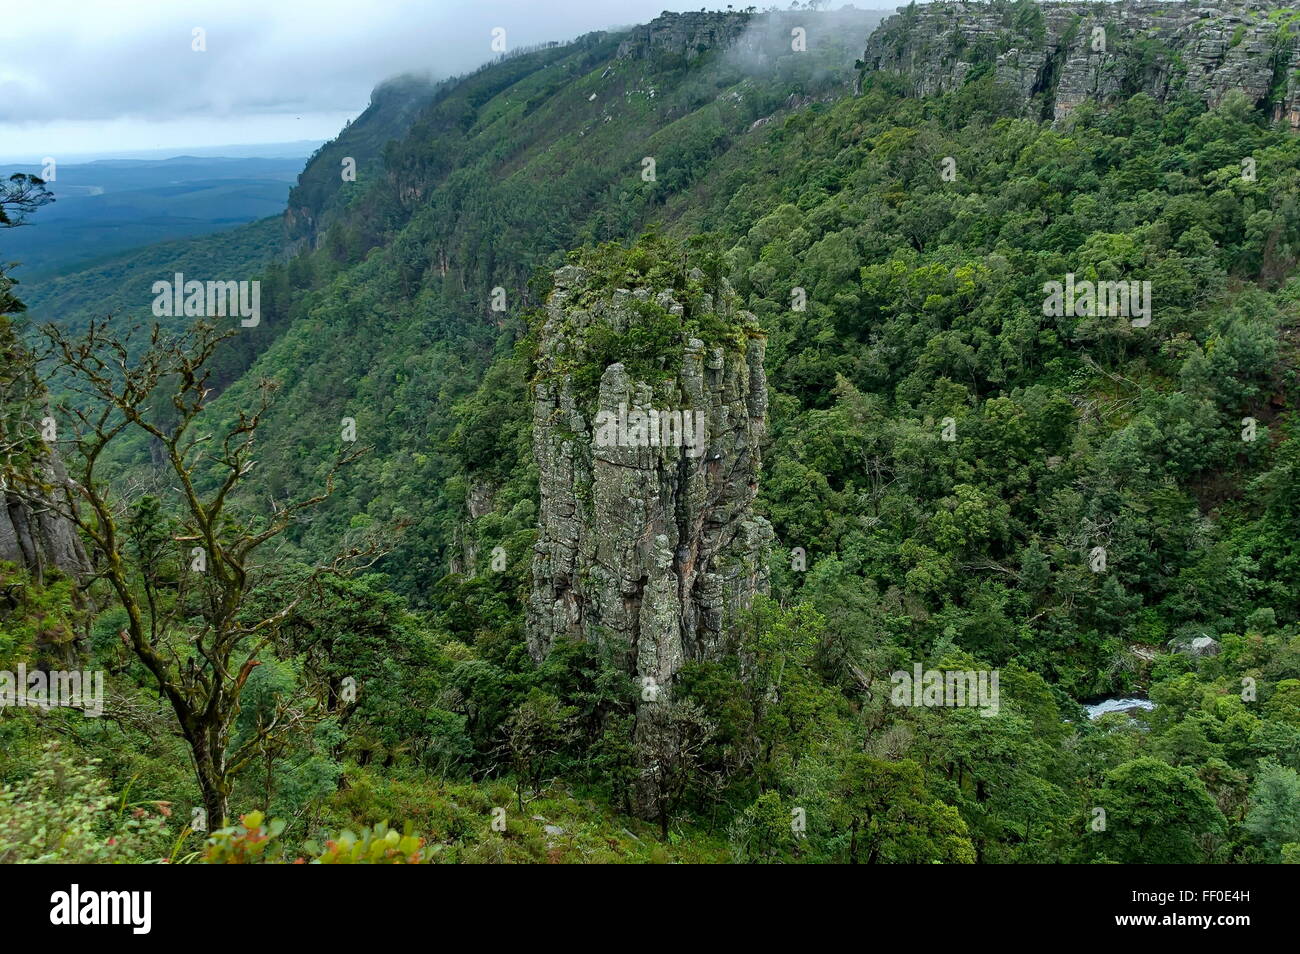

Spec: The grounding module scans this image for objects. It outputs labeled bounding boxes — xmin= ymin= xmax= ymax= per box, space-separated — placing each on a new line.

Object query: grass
xmin=322 ymin=766 xmax=733 ymax=863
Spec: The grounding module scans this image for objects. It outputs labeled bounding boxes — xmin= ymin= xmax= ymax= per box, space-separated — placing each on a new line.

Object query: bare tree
xmin=0 ymin=172 xmax=88 ymax=596
xmin=635 ymin=701 xmax=714 ymax=839
xmin=0 ymin=172 xmax=54 ymax=228
xmin=10 ymin=317 xmax=376 ymax=825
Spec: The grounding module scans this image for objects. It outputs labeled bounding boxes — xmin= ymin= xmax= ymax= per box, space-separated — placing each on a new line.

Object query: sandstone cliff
xmin=0 ymin=328 xmax=88 ymax=584
xmin=862 ymin=0 xmax=1300 ymax=125
xmin=526 ymin=258 xmax=772 ymax=702
xmin=616 ymin=8 xmax=888 ymax=67
xmin=616 ymin=10 xmax=755 ymax=61
xmin=1 ymin=452 xmax=89 ymax=583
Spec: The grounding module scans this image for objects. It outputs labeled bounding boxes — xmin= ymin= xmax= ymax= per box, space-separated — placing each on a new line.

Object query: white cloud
xmin=0 ymin=0 xmax=702 ymax=157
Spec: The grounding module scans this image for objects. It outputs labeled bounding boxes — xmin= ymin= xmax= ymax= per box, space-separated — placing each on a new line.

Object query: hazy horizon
xmin=1 ymin=1 xmax=896 ymax=161
xmin=0 ymin=139 xmax=327 ymax=165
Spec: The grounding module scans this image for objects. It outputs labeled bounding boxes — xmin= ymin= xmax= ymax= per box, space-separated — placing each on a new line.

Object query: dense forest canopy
xmin=2 ymin=2 xmax=1300 ymax=866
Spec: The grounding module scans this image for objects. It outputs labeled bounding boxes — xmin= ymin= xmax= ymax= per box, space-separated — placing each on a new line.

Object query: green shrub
xmin=0 ymin=742 xmax=170 ymax=863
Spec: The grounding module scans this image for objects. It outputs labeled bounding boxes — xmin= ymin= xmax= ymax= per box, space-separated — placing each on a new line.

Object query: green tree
xmin=829 ymin=754 xmax=975 ymax=864
xmin=1243 ymin=760 xmax=1300 ymax=861
xmin=18 ymin=319 xmax=372 ymax=827
xmin=1092 ymin=757 xmax=1226 ymax=863
xmin=503 ymin=689 xmax=575 ymax=810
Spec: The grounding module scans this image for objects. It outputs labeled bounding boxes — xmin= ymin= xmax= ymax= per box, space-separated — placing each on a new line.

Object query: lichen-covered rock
xmin=0 ymin=448 xmax=89 ymax=581
xmin=0 ymin=327 xmax=89 ymax=584
xmin=527 ymin=250 xmax=772 ymax=820
xmin=527 ymin=255 xmax=772 ymax=705
xmin=616 ymin=11 xmax=754 ymax=61
xmin=862 ymin=0 xmax=1300 ymax=127
xmin=449 ymin=477 xmax=499 ymax=575
xmin=1172 ymin=634 xmax=1223 ymax=657
xmin=1277 ymin=41 xmax=1300 ymax=127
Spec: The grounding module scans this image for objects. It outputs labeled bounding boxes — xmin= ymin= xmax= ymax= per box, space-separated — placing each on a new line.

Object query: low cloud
xmin=0 ymin=0 xmax=713 ymax=156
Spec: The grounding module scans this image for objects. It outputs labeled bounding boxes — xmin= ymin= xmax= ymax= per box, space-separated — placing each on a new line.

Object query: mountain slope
xmin=286 ymin=73 xmax=443 ymax=249
xmin=17 ymin=4 xmax=1300 ymax=865
xmin=183 ymin=10 xmax=886 ymax=597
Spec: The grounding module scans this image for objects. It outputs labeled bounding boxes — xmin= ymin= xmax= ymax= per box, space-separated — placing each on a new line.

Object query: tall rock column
xmin=527 ymin=258 xmax=772 ymax=711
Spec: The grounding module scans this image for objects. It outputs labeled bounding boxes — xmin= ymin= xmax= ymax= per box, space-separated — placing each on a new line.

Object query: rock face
xmin=616 ymin=8 xmax=889 ymax=65
xmin=1171 ymin=634 xmax=1223 ymax=657
xmin=616 ymin=11 xmax=754 ymax=61
xmin=862 ymin=0 xmax=1300 ymax=126
xmin=449 ymin=477 xmax=498 ymax=575
xmin=527 ymin=262 xmax=772 ymax=703
xmin=0 ymin=328 xmax=89 ymax=584
xmin=0 ymin=450 xmax=89 ymax=582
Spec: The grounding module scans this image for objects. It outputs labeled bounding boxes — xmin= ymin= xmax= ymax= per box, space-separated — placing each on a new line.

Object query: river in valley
xmin=1083 ymin=697 xmax=1156 ymax=720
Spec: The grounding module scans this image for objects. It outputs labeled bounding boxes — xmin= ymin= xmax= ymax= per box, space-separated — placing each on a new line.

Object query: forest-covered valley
xmin=2 ymin=0 xmax=1300 ymax=872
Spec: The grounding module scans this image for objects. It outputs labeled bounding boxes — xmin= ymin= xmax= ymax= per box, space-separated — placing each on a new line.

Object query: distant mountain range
xmin=0 ymin=140 xmax=326 ymax=164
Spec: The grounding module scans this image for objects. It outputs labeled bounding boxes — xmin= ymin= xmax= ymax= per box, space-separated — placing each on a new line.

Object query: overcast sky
xmin=1 ymin=0 xmax=825 ymax=161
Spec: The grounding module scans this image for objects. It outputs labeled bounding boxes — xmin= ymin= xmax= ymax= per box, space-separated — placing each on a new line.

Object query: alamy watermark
xmin=890 ymin=664 xmax=999 ymax=717
xmin=1042 ymin=274 xmax=1151 ymax=327
xmin=151 ymin=272 xmax=260 ymax=327
xmin=593 ymin=403 xmax=706 ymax=458
xmin=50 ymin=884 xmax=150 ymax=934
xmin=0 ymin=664 xmax=104 ymax=718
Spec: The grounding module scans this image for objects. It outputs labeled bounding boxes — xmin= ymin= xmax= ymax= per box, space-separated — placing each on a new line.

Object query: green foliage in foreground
xmin=5 ymin=16 xmax=1300 ymax=862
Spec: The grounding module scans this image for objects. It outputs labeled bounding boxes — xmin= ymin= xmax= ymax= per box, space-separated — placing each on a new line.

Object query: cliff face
xmin=863 ymin=0 xmax=1300 ymax=125
xmin=527 ymin=263 xmax=772 ymax=702
xmin=616 ymin=8 xmax=888 ymax=66
xmin=285 ymin=74 xmax=441 ymax=250
xmin=0 ymin=453 xmax=88 ymax=582
xmin=0 ymin=326 xmax=88 ymax=585
xmin=616 ymin=11 xmax=754 ymax=61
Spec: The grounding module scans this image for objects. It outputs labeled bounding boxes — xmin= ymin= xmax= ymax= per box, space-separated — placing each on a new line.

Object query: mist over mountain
xmin=2 ymin=1 xmax=1299 ymax=887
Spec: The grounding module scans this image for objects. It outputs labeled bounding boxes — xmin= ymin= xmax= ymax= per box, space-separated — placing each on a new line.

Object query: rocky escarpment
xmin=285 ymin=73 xmax=441 ymax=251
xmin=0 ymin=329 xmax=88 ymax=584
xmin=527 ymin=257 xmax=772 ymax=702
xmin=616 ymin=10 xmax=755 ymax=61
xmin=0 ymin=339 xmax=88 ymax=665
xmin=863 ymin=0 xmax=1300 ymax=125
xmin=1 ymin=452 xmax=88 ymax=583
xmin=617 ymin=8 xmax=888 ymax=66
